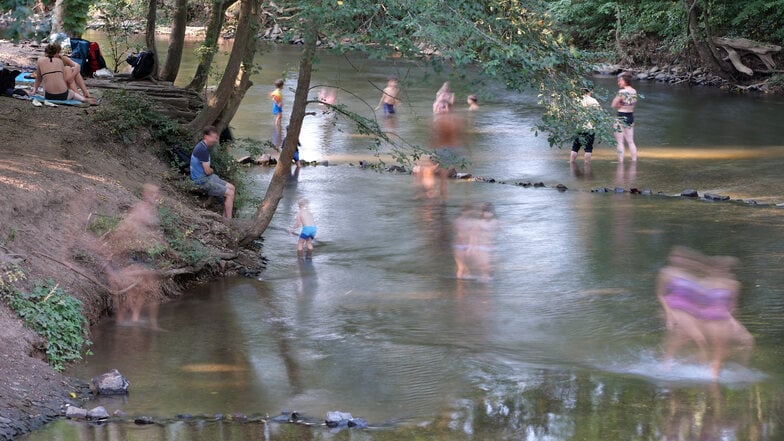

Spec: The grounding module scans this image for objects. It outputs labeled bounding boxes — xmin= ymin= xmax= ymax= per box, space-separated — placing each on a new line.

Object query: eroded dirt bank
xmin=0 ymin=41 xmax=257 ymax=439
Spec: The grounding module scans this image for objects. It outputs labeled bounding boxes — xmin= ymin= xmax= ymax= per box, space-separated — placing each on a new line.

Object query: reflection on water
xmin=27 ymin=35 xmax=784 ymax=440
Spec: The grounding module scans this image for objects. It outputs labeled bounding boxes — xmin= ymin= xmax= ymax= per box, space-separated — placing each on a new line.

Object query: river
xmin=21 ymin=34 xmax=784 ymax=440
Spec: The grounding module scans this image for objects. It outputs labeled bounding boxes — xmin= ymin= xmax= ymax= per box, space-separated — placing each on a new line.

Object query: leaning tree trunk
xmin=159 ymin=0 xmax=188 ymax=82
xmin=186 ymin=0 xmax=255 ymax=135
xmin=683 ymin=0 xmax=732 ymax=80
xmin=238 ymin=24 xmax=318 ymax=246
xmin=214 ymin=2 xmax=263 ymax=134
xmin=145 ymin=0 xmax=160 ymax=79
xmin=186 ymin=0 xmax=232 ymax=91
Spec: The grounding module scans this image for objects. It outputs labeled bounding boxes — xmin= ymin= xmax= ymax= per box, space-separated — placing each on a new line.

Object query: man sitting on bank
xmin=190 ymin=126 xmax=236 ymax=218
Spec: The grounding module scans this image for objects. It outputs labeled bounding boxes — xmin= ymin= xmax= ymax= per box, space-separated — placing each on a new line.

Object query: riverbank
xmin=0 ymin=41 xmax=263 ymax=439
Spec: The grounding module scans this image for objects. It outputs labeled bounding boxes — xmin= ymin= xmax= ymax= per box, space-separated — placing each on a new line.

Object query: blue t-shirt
xmin=190 ymin=141 xmax=210 ymax=184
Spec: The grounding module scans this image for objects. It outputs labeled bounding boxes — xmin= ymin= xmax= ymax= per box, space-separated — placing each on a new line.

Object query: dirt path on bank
xmin=0 ymin=41 xmax=256 ymax=440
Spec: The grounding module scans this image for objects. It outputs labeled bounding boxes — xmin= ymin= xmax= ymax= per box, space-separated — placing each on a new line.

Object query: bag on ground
xmin=126 ymin=51 xmax=155 ymax=79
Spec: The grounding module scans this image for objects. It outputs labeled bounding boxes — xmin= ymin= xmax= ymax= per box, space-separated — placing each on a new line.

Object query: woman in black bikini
xmin=33 ymin=43 xmax=98 ymax=105
xmin=611 ymin=72 xmax=637 ymax=162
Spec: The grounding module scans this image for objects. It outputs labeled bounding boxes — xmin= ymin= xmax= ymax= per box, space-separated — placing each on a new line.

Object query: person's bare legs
xmin=274 ymin=114 xmax=283 ymax=150
xmin=438 ymin=167 xmax=448 ymax=201
xmin=66 ymin=90 xmax=98 ymax=105
xmin=296 ymin=237 xmax=305 ymax=259
xmin=584 ymin=152 xmax=592 ymax=163
xmin=455 ymin=250 xmax=469 ymax=279
xmin=223 ymin=182 xmax=235 ymax=218
xmin=615 ymin=126 xmax=625 ymax=162
xmin=569 ymin=150 xmax=578 ymax=163
xmin=64 ymin=66 xmax=93 ymax=98
xmin=305 ymin=237 xmax=313 ymax=259
xmin=624 ymin=125 xmax=637 ymax=161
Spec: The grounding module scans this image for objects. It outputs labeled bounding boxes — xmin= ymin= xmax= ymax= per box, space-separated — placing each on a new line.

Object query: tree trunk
xmin=614 ymin=3 xmax=626 ymax=64
xmin=145 ymin=0 xmax=160 ymax=79
xmin=159 ymin=0 xmax=188 ymax=82
xmin=51 ymin=0 xmax=65 ymax=35
xmin=213 ymin=3 xmax=261 ymax=134
xmin=186 ymin=0 xmax=255 ymax=135
xmin=683 ymin=0 xmax=732 ymax=79
xmin=238 ymin=24 xmax=317 ymax=246
xmin=186 ymin=0 xmax=232 ymax=91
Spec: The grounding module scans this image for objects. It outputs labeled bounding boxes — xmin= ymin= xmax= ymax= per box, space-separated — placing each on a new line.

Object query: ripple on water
xmin=599 ymin=351 xmax=768 ymax=385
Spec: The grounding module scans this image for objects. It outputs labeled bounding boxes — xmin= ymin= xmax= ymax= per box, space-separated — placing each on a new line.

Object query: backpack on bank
xmin=87 ymin=42 xmax=107 ymax=76
xmin=126 ymin=51 xmax=155 ymax=79
xmin=69 ymin=38 xmax=91 ymax=75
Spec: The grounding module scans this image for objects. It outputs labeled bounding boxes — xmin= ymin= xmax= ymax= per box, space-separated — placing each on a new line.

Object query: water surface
xmin=25 ymin=36 xmax=784 ymax=441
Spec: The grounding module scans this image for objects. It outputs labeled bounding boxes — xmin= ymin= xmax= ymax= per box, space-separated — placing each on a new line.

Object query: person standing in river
xmin=611 ymin=72 xmax=638 ymax=162
xmin=290 ymin=198 xmax=317 ymax=260
xmin=375 ymin=76 xmax=400 ymax=115
xmin=570 ymin=86 xmax=601 ymax=164
xmin=270 ymin=79 xmax=285 ymax=150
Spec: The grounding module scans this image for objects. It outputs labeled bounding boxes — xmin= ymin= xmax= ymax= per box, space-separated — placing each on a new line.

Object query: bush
xmin=3 ymin=279 xmax=91 ymax=371
xmin=89 ymin=90 xmax=191 ymax=164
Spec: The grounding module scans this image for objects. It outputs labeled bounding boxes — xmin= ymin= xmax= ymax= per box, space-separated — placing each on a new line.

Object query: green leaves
xmin=3 ymin=280 xmax=91 ymax=371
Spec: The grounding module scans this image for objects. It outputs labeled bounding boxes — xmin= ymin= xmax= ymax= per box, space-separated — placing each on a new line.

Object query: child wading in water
xmin=290 ymin=198 xmax=317 ymax=260
xmin=270 ymin=79 xmax=284 ymax=149
xmin=375 ymin=77 xmax=400 ymax=114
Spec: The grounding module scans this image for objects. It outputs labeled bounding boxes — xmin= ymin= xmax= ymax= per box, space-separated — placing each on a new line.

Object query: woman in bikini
xmin=656 ymin=247 xmax=754 ymax=379
xmin=33 ymin=43 xmax=98 ymax=105
xmin=611 ymin=72 xmax=637 ymax=162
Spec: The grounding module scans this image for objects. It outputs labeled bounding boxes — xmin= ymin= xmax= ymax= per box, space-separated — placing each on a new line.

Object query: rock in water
xmin=91 ymin=369 xmax=130 ymax=395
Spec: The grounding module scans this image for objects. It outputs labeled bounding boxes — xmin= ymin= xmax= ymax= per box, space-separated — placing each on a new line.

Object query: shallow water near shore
xmin=22 ymin=37 xmax=784 ymax=440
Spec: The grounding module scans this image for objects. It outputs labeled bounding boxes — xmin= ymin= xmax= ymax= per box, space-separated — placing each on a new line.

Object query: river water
xmin=23 ymin=35 xmax=784 ymax=440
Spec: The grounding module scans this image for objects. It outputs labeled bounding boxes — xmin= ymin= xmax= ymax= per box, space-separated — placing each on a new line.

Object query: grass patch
xmin=87 ymin=214 xmax=121 ymax=236
xmin=159 ymin=206 xmax=214 ymax=267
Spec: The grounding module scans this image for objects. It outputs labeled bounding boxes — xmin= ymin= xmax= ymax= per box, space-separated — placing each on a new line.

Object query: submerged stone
xmin=348 ymin=418 xmax=368 ymax=428
xmin=704 ymin=193 xmax=730 ymax=201
xmin=680 ymin=189 xmax=699 ymax=197
xmin=325 ymin=411 xmax=353 ymax=428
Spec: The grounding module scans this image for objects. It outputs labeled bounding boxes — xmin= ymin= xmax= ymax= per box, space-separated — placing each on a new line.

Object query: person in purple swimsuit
xmin=656 ymin=246 xmax=754 ymax=379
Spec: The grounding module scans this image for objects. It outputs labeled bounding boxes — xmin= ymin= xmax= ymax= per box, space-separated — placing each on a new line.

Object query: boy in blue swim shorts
xmin=270 ymin=79 xmax=284 ymax=149
xmin=375 ymin=77 xmax=399 ymax=115
xmin=290 ymin=198 xmax=317 ymax=260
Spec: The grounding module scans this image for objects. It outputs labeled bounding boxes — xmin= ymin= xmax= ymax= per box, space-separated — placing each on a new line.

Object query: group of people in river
xmin=571 ymin=72 xmax=639 ymax=164
xmin=186 ymin=73 xmax=753 ymax=379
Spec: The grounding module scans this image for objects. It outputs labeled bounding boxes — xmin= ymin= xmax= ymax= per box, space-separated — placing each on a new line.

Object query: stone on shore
xmin=65 ymin=405 xmax=88 ymax=420
xmin=87 ymin=406 xmax=110 ymax=420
